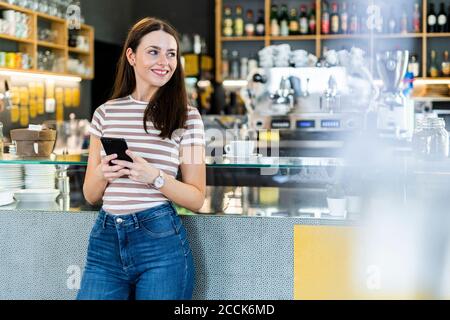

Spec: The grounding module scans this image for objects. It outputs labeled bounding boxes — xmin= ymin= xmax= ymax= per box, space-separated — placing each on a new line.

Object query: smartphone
xmin=100 ymin=137 xmax=133 ymax=165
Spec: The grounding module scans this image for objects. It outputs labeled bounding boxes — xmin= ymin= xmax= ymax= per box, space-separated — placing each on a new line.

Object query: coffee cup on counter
xmin=224 ymin=140 xmax=256 ymax=157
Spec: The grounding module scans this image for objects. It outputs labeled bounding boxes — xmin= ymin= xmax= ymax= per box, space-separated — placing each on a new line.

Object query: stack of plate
xmin=24 ymin=164 xmax=56 ymax=189
xmin=14 ymin=189 xmax=60 ymax=203
xmin=0 ymin=189 xmax=15 ymax=207
xmin=0 ymin=164 xmax=24 ymax=191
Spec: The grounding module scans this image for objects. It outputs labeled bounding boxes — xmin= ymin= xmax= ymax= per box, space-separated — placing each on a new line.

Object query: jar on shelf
xmin=413 ymin=116 xmax=449 ymax=161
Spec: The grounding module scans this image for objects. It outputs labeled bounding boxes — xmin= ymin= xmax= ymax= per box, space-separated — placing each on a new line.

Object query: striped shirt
xmin=89 ymin=95 xmax=205 ymax=215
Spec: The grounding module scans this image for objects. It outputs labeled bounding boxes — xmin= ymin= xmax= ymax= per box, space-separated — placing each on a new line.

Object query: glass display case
xmin=0 ymin=154 xmax=353 ymax=219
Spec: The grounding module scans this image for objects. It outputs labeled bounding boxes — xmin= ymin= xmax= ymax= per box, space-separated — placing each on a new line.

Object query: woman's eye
xmin=168 ymin=52 xmax=176 ymax=58
xmin=148 ymin=50 xmax=158 ymax=55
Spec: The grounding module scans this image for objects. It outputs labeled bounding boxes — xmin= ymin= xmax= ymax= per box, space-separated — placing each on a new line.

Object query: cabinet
xmin=215 ymin=0 xmax=450 ymax=83
xmin=0 ymin=1 xmax=94 ymax=80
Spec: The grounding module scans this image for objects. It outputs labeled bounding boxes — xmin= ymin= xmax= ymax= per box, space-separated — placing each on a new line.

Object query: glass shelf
xmin=0 ymin=154 xmax=344 ymax=169
xmin=0 ymin=154 xmax=89 ymax=165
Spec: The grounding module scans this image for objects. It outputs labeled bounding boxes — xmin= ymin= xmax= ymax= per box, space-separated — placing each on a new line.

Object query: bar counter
xmin=1 ymin=153 xmax=449 ymax=299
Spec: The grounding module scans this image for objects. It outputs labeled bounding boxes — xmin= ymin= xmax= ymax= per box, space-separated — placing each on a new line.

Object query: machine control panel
xmin=320 ymin=120 xmax=341 ymax=129
xmin=252 ymin=113 xmax=363 ymax=132
xmin=271 ymin=119 xmax=291 ymax=129
xmin=296 ymin=120 xmax=316 ymax=129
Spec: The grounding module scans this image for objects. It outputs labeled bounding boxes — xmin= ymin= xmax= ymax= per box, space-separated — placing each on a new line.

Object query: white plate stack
xmin=14 ymin=189 xmax=60 ymax=202
xmin=0 ymin=189 xmax=15 ymax=207
xmin=24 ymin=164 xmax=56 ymax=189
xmin=0 ymin=164 xmax=24 ymax=191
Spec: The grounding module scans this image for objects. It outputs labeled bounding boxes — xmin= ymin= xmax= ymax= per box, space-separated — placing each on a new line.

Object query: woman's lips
xmin=151 ymin=69 xmax=169 ymax=77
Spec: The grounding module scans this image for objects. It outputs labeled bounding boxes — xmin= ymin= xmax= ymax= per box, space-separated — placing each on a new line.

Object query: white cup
xmin=327 ymin=197 xmax=347 ymax=217
xmin=224 ymin=140 xmax=256 ymax=157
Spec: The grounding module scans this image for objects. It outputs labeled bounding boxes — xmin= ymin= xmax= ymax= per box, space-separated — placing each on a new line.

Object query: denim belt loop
xmin=101 ymin=211 xmax=107 ymax=229
xmin=132 ymin=214 xmax=140 ymax=229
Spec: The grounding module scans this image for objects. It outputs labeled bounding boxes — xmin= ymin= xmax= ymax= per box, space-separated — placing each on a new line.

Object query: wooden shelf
xmin=215 ymin=0 xmax=450 ymax=84
xmin=37 ymin=41 xmax=66 ymax=50
xmin=0 ymin=1 xmax=94 ymax=81
xmin=271 ymin=35 xmax=316 ymax=41
xmin=68 ymin=47 xmax=91 ymax=55
xmin=321 ymin=34 xmax=369 ymax=40
xmin=426 ymin=33 xmax=450 ymax=38
xmin=221 ymin=36 xmax=265 ymax=41
xmin=0 ymin=1 xmax=34 ymax=14
xmin=66 ymin=71 xmax=94 ymax=80
xmin=375 ymin=33 xmax=424 ymax=39
xmin=0 ymin=67 xmax=81 ymax=79
xmin=36 ymin=12 xmax=66 ymax=24
xmin=0 ymin=33 xmax=35 ymax=44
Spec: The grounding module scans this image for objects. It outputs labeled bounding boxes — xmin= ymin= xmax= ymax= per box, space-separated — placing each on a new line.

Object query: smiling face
xmin=126 ymin=30 xmax=178 ymax=90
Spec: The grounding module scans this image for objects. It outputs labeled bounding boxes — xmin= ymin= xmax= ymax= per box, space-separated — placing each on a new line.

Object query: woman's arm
xmin=83 ymin=136 xmax=129 ymax=205
xmin=159 ymin=145 xmax=206 ymax=212
xmin=112 ymin=145 xmax=206 ymax=212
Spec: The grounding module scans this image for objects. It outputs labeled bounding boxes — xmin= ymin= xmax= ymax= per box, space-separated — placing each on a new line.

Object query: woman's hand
xmin=98 ymin=153 xmax=129 ymax=183
xmin=111 ymin=150 xmax=160 ymax=185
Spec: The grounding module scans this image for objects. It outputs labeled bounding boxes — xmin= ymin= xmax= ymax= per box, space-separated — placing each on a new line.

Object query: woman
xmin=77 ymin=17 xmax=205 ymax=300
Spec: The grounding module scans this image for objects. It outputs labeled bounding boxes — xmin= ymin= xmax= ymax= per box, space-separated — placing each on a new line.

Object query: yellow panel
xmin=293 ymin=225 xmax=428 ymax=300
xmin=183 ymin=54 xmax=199 ymax=77
xmin=294 ymin=225 xmax=356 ymax=300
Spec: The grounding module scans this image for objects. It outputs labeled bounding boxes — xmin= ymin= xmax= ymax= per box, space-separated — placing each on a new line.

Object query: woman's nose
xmin=157 ymin=54 xmax=169 ymax=66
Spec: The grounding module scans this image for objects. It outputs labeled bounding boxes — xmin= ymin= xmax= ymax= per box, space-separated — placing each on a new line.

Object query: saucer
xmin=223 ymin=154 xmax=263 ymax=163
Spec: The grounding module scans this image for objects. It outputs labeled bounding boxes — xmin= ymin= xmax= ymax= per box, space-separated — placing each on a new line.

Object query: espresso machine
xmin=375 ymin=50 xmax=415 ymax=140
xmin=241 ymin=66 xmax=366 ymax=156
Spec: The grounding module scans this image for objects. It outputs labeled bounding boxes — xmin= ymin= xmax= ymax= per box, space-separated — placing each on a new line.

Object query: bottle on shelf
xmin=245 ymin=9 xmax=255 ymax=36
xmin=429 ymin=50 xmax=439 ymax=77
xmin=447 ymin=4 xmax=450 ymax=32
xmin=408 ymin=54 xmax=420 ymax=77
xmin=234 ymin=6 xmax=244 ymax=37
xmin=223 ymin=6 xmax=233 ymax=37
xmin=349 ymin=2 xmax=359 ymax=34
xmin=437 ymin=2 xmax=448 ymax=33
xmin=377 ymin=8 xmax=384 ymax=34
xmin=240 ymin=57 xmax=248 ymax=80
xmin=68 ymin=29 xmax=78 ymax=47
xmin=442 ymin=50 xmax=450 ymax=77
xmin=255 ymin=9 xmax=265 ymax=36
xmin=230 ymin=50 xmax=240 ymax=79
xmin=412 ymin=3 xmax=421 ymax=33
xmin=400 ymin=9 xmax=408 ymax=33
xmin=299 ymin=5 xmax=309 ymax=35
xmin=222 ymin=49 xmax=229 ymax=79
xmin=289 ymin=8 xmax=299 ymax=35
xmin=279 ymin=4 xmax=290 ymax=36
xmin=387 ymin=6 xmax=397 ymax=33
xmin=322 ymin=1 xmax=330 ymax=35
xmin=308 ymin=2 xmax=316 ymax=34
xmin=330 ymin=2 xmax=340 ymax=34
xmin=427 ymin=3 xmax=437 ymax=33
xmin=340 ymin=1 xmax=349 ymax=34
xmin=270 ymin=4 xmax=280 ymax=36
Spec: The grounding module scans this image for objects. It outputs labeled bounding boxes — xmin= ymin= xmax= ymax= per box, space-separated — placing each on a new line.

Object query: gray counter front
xmin=0 ymin=210 xmax=351 ymax=300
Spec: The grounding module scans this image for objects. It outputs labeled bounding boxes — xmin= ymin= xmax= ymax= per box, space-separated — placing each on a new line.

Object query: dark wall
xmin=79 ymin=0 xmax=136 ymax=116
xmin=80 ymin=0 xmax=134 ymax=45
xmin=132 ymin=0 xmax=215 ymax=56
xmin=81 ymin=0 xmax=215 ymax=116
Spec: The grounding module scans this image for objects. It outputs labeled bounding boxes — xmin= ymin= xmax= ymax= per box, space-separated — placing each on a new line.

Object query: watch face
xmin=154 ymin=176 xmax=164 ymax=189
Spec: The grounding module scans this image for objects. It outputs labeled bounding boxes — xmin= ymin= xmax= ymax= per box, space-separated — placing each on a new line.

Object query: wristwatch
xmin=151 ymin=170 xmax=165 ymax=189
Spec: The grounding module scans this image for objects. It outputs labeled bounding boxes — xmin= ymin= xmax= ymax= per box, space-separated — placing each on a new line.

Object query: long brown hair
xmin=111 ymin=17 xmax=187 ymax=139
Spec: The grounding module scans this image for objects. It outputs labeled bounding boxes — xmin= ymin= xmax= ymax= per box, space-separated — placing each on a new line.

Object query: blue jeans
xmin=77 ymin=202 xmax=195 ymax=300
